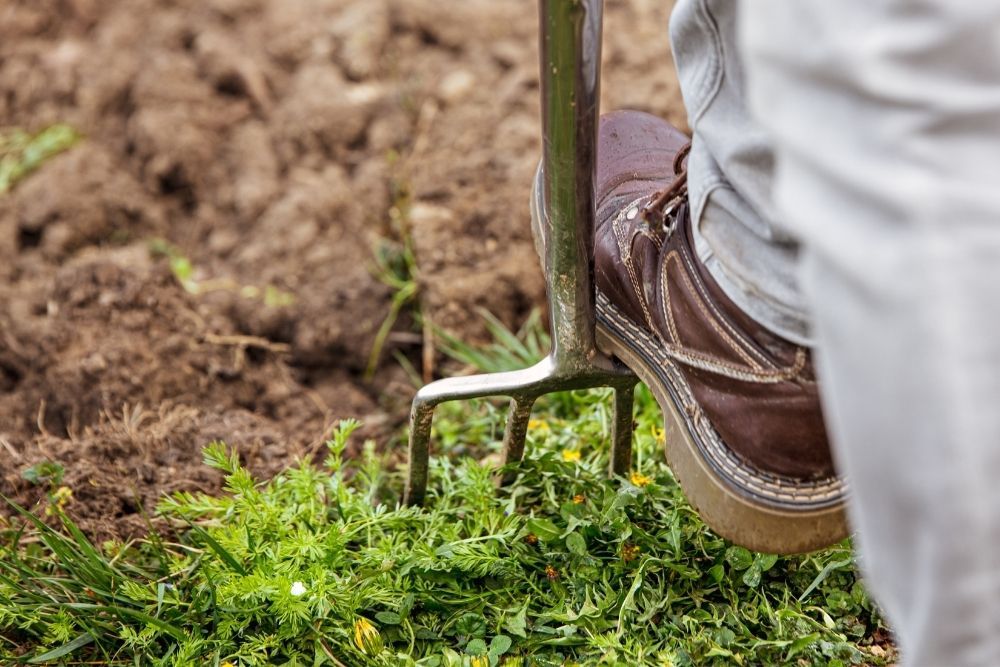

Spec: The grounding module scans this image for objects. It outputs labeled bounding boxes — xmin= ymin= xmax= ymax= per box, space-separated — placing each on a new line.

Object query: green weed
xmin=0 ymin=125 xmax=81 ymax=194
xmin=366 ymin=183 xmax=420 ymax=381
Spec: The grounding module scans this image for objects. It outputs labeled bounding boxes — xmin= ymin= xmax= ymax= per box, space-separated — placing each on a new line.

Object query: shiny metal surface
xmin=404 ymin=0 xmax=637 ymax=506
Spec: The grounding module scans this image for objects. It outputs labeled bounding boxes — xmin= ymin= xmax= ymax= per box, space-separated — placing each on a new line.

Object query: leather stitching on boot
xmin=653 ymin=253 xmax=806 ymax=383
xmin=665 ymin=251 xmax=762 ymax=370
xmin=612 ymin=199 xmax=658 ymax=331
xmin=599 ymin=294 xmax=844 ymax=503
xmin=675 ymin=240 xmax=776 ymax=369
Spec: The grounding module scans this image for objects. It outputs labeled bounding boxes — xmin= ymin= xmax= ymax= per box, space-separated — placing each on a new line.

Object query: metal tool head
xmin=403 ymin=0 xmax=636 ymax=506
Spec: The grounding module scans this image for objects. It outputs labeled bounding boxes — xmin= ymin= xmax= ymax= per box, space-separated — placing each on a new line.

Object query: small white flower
xmin=290 ymin=581 xmax=307 ymax=597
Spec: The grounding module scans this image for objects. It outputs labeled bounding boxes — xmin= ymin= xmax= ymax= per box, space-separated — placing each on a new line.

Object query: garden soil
xmin=0 ymin=0 xmax=684 ymax=539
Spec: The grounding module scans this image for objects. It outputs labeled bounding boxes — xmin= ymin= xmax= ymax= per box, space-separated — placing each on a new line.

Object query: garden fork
xmin=404 ymin=0 xmax=638 ymax=505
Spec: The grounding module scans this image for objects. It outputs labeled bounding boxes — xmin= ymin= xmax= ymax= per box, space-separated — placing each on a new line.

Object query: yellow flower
xmin=622 ymin=543 xmax=641 ymax=562
xmin=651 ymin=425 xmax=666 ymax=445
xmin=545 ymin=565 xmax=559 ymax=580
xmin=45 ymin=486 xmax=73 ymax=516
xmin=561 ymin=449 xmax=581 ymax=463
xmin=572 ymin=494 xmax=585 ymax=504
xmin=527 ymin=419 xmax=550 ymax=432
xmin=471 ymin=657 xmax=489 ymax=667
xmin=221 ymin=662 xmax=236 ymax=667
xmin=53 ymin=486 xmax=73 ymax=506
xmin=630 ymin=471 xmax=652 ymax=487
xmin=353 ymin=617 xmax=383 ymax=655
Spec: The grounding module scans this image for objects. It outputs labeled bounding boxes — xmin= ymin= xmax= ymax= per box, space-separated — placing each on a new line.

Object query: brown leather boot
xmin=531 ymin=111 xmax=847 ymax=553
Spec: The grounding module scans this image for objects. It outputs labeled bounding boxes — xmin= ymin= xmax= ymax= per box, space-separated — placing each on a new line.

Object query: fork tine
xmin=404 ymin=398 xmax=435 ymax=506
xmin=498 ymin=396 xmax=535 ymax=486
xmin=609 ymin=381 xmax=637 ymax=476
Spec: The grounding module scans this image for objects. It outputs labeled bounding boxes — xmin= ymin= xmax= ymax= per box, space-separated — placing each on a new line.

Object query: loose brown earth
xmin=0 ymin=0 xmax=684 ymax=539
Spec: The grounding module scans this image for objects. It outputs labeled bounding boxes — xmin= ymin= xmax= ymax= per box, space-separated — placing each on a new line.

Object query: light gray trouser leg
xmin=672 ymin=0 xmax=1000 ymax=664
xmin=670 ymin=0 xmax=813 ymax=346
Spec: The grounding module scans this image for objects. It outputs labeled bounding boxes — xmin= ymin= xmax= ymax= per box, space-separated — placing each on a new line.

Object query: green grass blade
xmin=797 ymin=556 xmax=854 ymax=602
xmin=27 ymin=632 xmax=95 ymax=663
xmin=189 ymin=525 xmax=246 ymax=575
xmin=61 ymin=603 xmax=186 ymax=641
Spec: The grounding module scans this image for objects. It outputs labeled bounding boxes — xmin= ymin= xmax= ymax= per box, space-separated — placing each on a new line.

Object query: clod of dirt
xmin=331 ymin=0 xmax=391 ymax=81
xmin=193 ymin=29 xmax=275 ymax=112
xmin=127 ymin=58 xmax=250 ymax=212
xmin=222 ymin=164 xmax=391 ymax=367
xmin=274 ymin=64 xmax=385 ymax=163
xmin=222 ymin=120 xmax=281 ymax=222
xmin=1 ymin=144 xmax=163 ymax=267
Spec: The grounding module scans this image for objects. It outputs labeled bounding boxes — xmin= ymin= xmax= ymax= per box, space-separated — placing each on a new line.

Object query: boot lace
xmin=641 ymin=141 xmax=691 ymax=233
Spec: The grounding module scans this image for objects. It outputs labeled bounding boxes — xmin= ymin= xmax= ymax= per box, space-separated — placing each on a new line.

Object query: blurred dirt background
xmin=0 ymin=0 xmax=684 ymax=537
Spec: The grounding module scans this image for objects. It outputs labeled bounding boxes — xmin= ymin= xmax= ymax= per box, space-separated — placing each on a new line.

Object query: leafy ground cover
xmin=0 ymin=317 xmax=895 ymax=666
